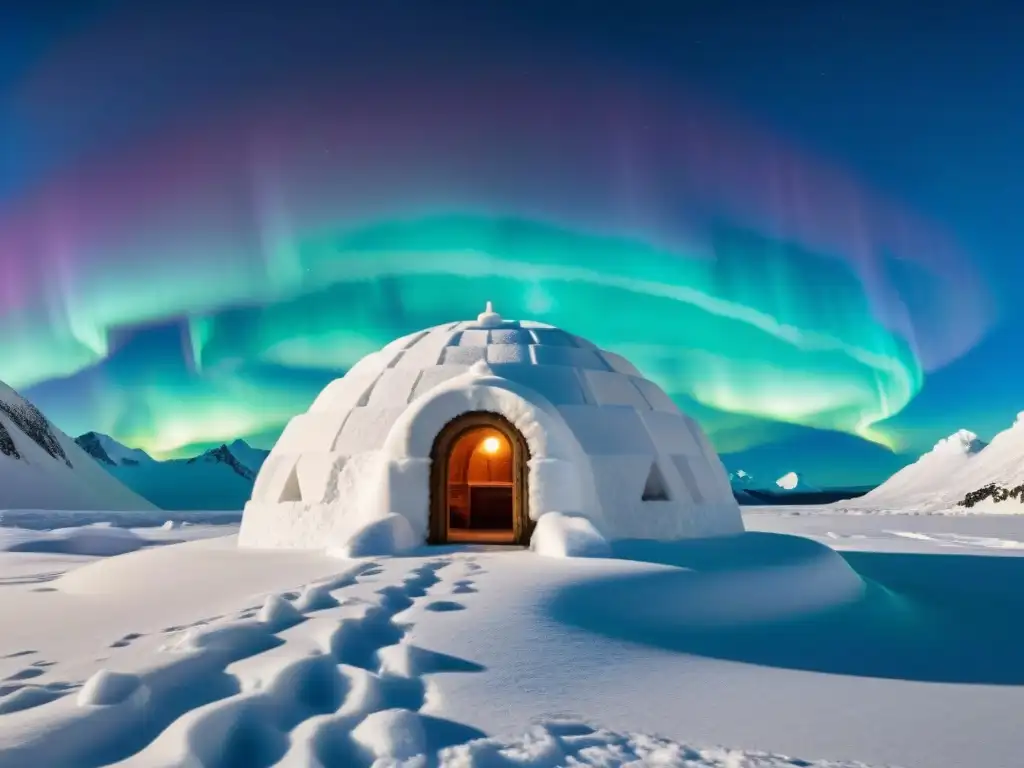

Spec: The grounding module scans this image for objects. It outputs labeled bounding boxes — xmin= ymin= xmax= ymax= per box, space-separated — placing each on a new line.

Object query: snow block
xmin=582 ymin=369 xmax=652 ymax=410
xmin=631 ymin=376 xmax=679 ymax=412
xmin=307 ymin=371 xmax=381 ymax=414
xmin=488 ymin=363 xmax=588 ymax=405
xmin=485 ymin=343 xmax=531 ymax=364
xmin=527 ymin=458 xmax=587 ymax=520
xmin=489 ymin=328 xmax=532 ymax=345
xmin=333 ymin=406 xmax=407 ymax=454
xmin=295 ymin=452 xmax=348 ymax=505
xmin=527 ymin=328 xmax=576 ymax=346
xmin=599 ymin=349 xmax=643 ymax=376
xmin=372 ymin=458 xmax=431 ymax=537
xmin=531 ymin=344 xmax=609 ymax=370
xmin=365 ymin=368 xmax=422 ymax=407
xmin=238 ymin=501 xmax=337 ymax=549
xmin=556 ymin=405 xmax=656 ymax=456
xmin=411 ymin=365 xmax=470 ymax=399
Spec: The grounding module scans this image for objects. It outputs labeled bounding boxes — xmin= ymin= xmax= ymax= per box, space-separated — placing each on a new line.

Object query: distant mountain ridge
xmin=726 ymin=466 xmax=870 ymax=506
xmin=74 ymin=433 xmax=270 ymax=511
xmin=74 ymin=432 xmax=153 ymax=467
xmin=0 ymin=384 xmax=154 ymax=511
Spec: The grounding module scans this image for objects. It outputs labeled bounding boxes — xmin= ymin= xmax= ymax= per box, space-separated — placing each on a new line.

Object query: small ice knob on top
xmin=476 ymin=300 xmax=503 ymax=327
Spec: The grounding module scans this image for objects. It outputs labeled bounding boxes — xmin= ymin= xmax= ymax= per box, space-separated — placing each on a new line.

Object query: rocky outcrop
xmin=0 ymin=398 xmax=72 ymax=467
xmin=187 ymin=444 xmax=255 ymax=480
xmin=74 ymin=432 xmax=115 ymax=465
xmin=0 ymin=422 xmax=18 ymax=459
xmin=959 ymin=483 xmax=1024 ymax=508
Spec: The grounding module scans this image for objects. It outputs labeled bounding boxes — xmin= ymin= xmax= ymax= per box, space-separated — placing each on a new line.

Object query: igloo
xmin=239 ymin=303 xmax=743 ymax=556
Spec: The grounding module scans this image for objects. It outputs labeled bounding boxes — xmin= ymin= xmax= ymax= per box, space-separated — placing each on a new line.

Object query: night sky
xmin=2 ymin=1 xmax=1022 ymax=486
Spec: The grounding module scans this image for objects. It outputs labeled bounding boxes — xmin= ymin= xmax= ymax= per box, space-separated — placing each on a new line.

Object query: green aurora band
xmin=9 ymin=215 xmax=921 ymax=458
xmin=137 ymin=215 xmax=919 ymax=457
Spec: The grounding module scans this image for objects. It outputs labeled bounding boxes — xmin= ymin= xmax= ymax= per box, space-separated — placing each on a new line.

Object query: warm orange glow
xmin=482 ymin=436 xmax=501 ymax=454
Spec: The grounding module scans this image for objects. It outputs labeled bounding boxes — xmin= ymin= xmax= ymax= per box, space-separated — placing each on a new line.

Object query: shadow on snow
xmin=546 ymin=532 xmax=1024 ymax=685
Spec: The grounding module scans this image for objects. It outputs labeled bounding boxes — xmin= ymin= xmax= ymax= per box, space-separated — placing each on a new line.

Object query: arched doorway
xmin=429 ymin=411 xmax=531 ymax=545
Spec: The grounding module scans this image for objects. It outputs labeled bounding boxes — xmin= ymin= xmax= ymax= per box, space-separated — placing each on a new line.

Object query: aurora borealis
xmin=3 ymin=2 xmax=1019 ymax=485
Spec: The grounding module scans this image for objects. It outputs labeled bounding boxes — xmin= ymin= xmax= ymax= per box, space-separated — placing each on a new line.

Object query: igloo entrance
xmin=429 ymin=411 xmax=531 ymax=545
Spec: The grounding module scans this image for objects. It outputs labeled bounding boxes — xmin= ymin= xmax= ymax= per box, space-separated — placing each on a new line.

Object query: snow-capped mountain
xmin=729 ymin=469 xmax=756 ymax=487
xmin=76 ymin=434 xmax=269 ymax=511
xmin=185 ymin=444 xmax=258 ymax=480
xmin=75 ymin=431 xmax=155 ymax=467
xmin=774 ymin=471 xmax=818 ymax=492
xmin=727 ymin=469 xmax=761 ymax=503
xmin=945 ymin=414 xmax=1024 ymax=511
xmin=856 ymin=429 xmax=987 ymax=508
xmin=224 ymin=439 xmax=269 ymax=475
xmin=849 ymin=416 xmax=1024 ymax=512
xmin=0 ymin=383 xmax=155 ymax=511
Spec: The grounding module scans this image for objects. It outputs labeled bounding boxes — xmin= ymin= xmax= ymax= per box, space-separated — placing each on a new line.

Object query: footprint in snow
xmin=160 ymin=615 xmax=222 ymax=634
xmin=1 ymin=650 xmax=36 ymax=659
xmin=4 ymin=667 xmax=44 ymax=682
xmin=110 ymin=632 xmax=143 ymax=648
xmin=424 ymin=600 xmax=466 ymax=612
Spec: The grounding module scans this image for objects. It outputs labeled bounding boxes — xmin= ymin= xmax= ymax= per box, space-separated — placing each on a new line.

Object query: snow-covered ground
xmin=1 ymin=509 xmax=1023 ymax=767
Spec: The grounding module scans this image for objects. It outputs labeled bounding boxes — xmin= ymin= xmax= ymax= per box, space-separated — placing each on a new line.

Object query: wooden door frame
xmin=429 ymin=411 xmax=531 ymax=545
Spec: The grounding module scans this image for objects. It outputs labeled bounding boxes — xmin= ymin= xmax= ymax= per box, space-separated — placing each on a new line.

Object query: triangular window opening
xmin=279 ymin=465 xmax=303 ymax=503
xmin=642 ymin=461 xmax=671 ymax=501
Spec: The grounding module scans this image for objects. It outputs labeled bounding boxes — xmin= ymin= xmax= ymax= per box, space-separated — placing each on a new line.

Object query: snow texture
xmin=0 ymin=518 xmax=909 ymax=767
xmin=240 ymin=309 xmax=742 ymax=552
xmin=0 ymin=382 xmax=154 ymax=512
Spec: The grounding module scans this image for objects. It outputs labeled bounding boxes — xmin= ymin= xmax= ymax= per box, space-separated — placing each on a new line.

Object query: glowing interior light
xmin=482 ymin=436 xmax=501 ymax=454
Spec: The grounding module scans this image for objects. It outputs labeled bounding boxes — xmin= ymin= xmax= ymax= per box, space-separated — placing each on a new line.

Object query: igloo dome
xmin=239 ymin=303 xmax=743 ymax=556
